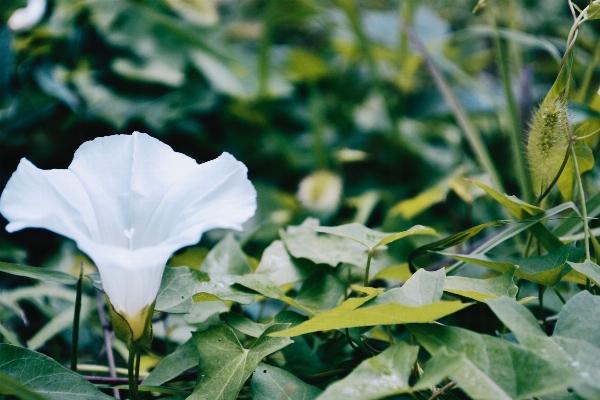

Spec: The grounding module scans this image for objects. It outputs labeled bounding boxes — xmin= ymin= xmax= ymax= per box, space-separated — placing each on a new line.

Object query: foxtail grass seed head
xmin=526 ymin=99 xmax=570 ymax=196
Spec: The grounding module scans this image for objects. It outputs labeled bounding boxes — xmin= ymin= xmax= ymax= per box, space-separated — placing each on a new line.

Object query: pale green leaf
xmin=254 ymin=240 xmax=315 ymax=286
xmin=252 ymin=363 xmax=322 ymax=400
xmin=155 ymin=266 xmax=197 ymax=313
xmin=269 ymin=300 xmax=469 ymax=337
xmin=317 ymin=342 xmax=418 ymax=400
xmin=189 ymin=324 xmax=293 ymax=400
xmin=223 ymin=312 xmax=270 ymax=337
xmin=444 ymin=268 xmax=518 ymax=302
xmin=0 ymin=344 xmax=112 ymax=399
xmin=201 ymin=233 xmax=252 ymax=275
xmin=557 ymin=141 xmax=594 ymax=200
xmin=366 ymin=268 xmax=445 ymax=307
xmin=567 ymin=260 xmax=600 ymax=286
xmin=389 ymin=184 xmax=449 ymax=219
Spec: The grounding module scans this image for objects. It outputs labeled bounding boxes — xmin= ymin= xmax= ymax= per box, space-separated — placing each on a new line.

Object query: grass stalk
xmin=70 ymin=263 xmax=83 ymax=373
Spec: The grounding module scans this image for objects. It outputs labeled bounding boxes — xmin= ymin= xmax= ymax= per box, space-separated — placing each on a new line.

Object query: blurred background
xmin=1 ymin=0 xmax=600 ymax=267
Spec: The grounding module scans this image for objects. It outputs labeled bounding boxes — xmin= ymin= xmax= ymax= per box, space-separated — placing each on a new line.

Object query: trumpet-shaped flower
xmin=0 ymin=132 xmax=256 ymax=340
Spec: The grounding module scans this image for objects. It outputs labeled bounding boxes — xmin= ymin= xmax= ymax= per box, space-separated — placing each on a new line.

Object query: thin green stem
xmin=552 ymin=287 xmax=567 ymax=304
xmin=538 ymin=284 xmax=547 ymax=332
xmin=576 ymin=44 xmax=600 ymax=102
xmin=385 ymin=325 xmax=394 ymax=345
xmin=401 ymin=21 xmax=504 ymax=191
xmin=71 ymin=262 xmax=84 ymax=372
xmin=309 ymin=84 xmax=329 ymax=169
xmin=491 ymin=10 xmax=531 ymax=202
xmin=128 ymin=344 xmax=138 ymax=400
xmin=134 ymin=346 xmax=141 ymax=397
xmin=364 ymin=252 xmax=373 ymax=286
xmin=570 ymin=137 xmax=591 ymax=260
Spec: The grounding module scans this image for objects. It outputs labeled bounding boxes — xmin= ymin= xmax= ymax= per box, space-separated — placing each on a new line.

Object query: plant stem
xmin=491 ymin=10 xmax=532 ymax=203
xmin=552 ymin=287 xmax=567 ymax=304
xmin=428 ymin=381 xmax=456 ymax=400
xmin=538 ymin=284 xmax=547 ymax=332
xmin=258 ymin=0 xmax=278 ymax=98
xmin=364 ymin=252 xmax=373 ymax=286
xmin=96 ymin=290 xmax=120 ymax=399
xmin=128 ymin=344 xmax=138 ymax=400
xmin=71 ymin=262 xmax=83 ymax=373
xmin=570 ymin=136 xmax=591 ymax=260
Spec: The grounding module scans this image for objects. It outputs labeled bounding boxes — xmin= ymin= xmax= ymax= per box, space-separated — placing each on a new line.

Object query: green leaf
xmin=469 ymin=179 xmax=564 ymax=251
xmin=544 ymin=48 xmax=574 ymax=103
xmin=189 ymin=324 xmax=293 ymax=400
xmin=554 ymin=291 xmax=600 ymax=346
xmin=389 ymin=183 xmax=449 ymax=219
xmin=588 ymin=4 xmax=600 ymax=20
xmin=141 ymin=339 xmax=198 ymax=387
xmin=409 ymin=323 xmax=575 ymax=399
xmin=0 ymin=261 xmax=77 ymax=285
xmin=440 ymin=242 xmax=582 ymax=286
xmin=155 ymin=266 xmax=197 ymax=313
xmin=280 ymin=220 xmax=368 ymax=267
xmin=254 ymin=240 xmax=315 ymax=286
xmin=365 ymin=268 xmax=445 ymax=307
xmin=269 ymin=300 xmax=469 ymax=337
xmin=252 ymin=363 xmax=322 ymax=400
xmin=408 ymin=221 xmax=507 ymax=270
xmin=317 ymin=342 xmax=418 ymax=400
xmin=0 ymin=371 xmax=49 ymax=400
xmin=315 ymin=223 xmax=435 ymax=252
xmin=223 ymin=312 xmax=270 ymax=337
xmin=567 ymin=260 xmax=600 ymax=286
xmin=294 ymin=272 xmax=346 ymax=314
xmin=486 ymin=296 xmax=600 ymax=397
xmin=0 ymin=344 xmax=112 ymax=399
xmin=444 ymin=268 xmax=518 ymax=302
xmin=201 ymin=233 xmax=252 ymax=275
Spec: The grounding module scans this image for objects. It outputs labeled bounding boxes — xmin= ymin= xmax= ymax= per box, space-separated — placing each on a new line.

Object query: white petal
xmin=0 ymin=159 xmax=98 ymax=241
xmin=8 ymin=0 xmax=46 ymax=31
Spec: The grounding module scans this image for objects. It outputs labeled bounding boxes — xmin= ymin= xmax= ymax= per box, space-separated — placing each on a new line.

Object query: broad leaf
xmin=0 ymin=261 xmax=77 ymax=285
xmin=444 ymin=268 xmax=518 ymax=302
xmin=200 ymin=233 xmax=253 ymax=275
xmin=317 ymin=342 xmax=418 ymax=400
xmin=189 ymin=324 xmax=293 ymax=400
xmin=155 ymin=266 xmax=197 ymax=313
xmin=141 ymin=339 xmax=198 ymax=387
xmin=223 ymin=312 xmax=270 ymax=337
xmin=365 ymin=268 xmax=445 ymax=307
xmin=487 ymin=296 xmax=600 ymax=397
xmin=409 ymin=322 xmax=575 ymax=399
xmin=252 ymin=363 xmax=322 ymax=400
xmin=0 ymin=344 xmax=112 ymax=399
xmin=254 ymin=240 xmax=315 ymax=286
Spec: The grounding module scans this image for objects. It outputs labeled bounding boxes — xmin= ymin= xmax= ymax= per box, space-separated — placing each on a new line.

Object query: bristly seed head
xmin=526 ymin=98 xmax=570 ymax=196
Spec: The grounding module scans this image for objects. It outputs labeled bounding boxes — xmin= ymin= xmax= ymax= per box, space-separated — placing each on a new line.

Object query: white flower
xmin=0 ymin=132 xmax=256 ymax=339
xmin=8 ymin=0 xmax=46 ymax=32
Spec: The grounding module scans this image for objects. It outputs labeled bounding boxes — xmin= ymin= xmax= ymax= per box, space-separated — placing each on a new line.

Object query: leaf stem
xmin=70 ymin=262 xmax=83 ymax=373
xmin=552 ymin=287 xmax=566 ymax=304
xmin=428 ymin=381 xmax=456 ymax=400
xmin=364 ymin=251 xmax=373 ymax=286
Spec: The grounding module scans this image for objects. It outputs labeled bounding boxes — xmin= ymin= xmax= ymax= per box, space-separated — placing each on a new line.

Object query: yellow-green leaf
xmin=444 ymin=268 xmax=518 ymax=302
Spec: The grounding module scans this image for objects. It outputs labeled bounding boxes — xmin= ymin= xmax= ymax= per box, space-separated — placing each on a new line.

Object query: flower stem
xmin=71 ymin=262 xmax=84 ymax=373
xmin=128 ymin=343 xmax=139 ymax=400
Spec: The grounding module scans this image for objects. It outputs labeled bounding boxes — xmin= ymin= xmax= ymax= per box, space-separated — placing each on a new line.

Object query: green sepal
xmin=108 ymin=298 xmax=155 ymax=349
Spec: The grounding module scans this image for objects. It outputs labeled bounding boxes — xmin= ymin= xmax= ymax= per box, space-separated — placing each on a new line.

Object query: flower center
xmin=123 ymin=228 xmax=135 ymax=250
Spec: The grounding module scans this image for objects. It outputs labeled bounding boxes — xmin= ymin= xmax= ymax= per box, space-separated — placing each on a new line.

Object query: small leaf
xmin=444 ymin=268 xmax=518 ymax=302
xmin=389 ymin=184 xmax=449 ymax=219
xmin=155 ymin=266 xmax=197 ymax=313
xmin=557 ymin=140 xmax=594 ymax=200
xmin=408 ymin=221 xmax=507 ymax=271
xmin=223 ymin=312 xmax=270 ymax=337
xmin=252 ymin=363 xmax=322 ymax=400
xmin=0 ymin=261 xmax=77 ymax=285
xmin=254 ymin=240 xmax=315 ymax=286
xmin=317 ymin=342 xmax=418 ymax=400
xmin=189 ymin=324 xmax=293 ymax=400
xmin=0 ymin=344 xmax=113 ymax=399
